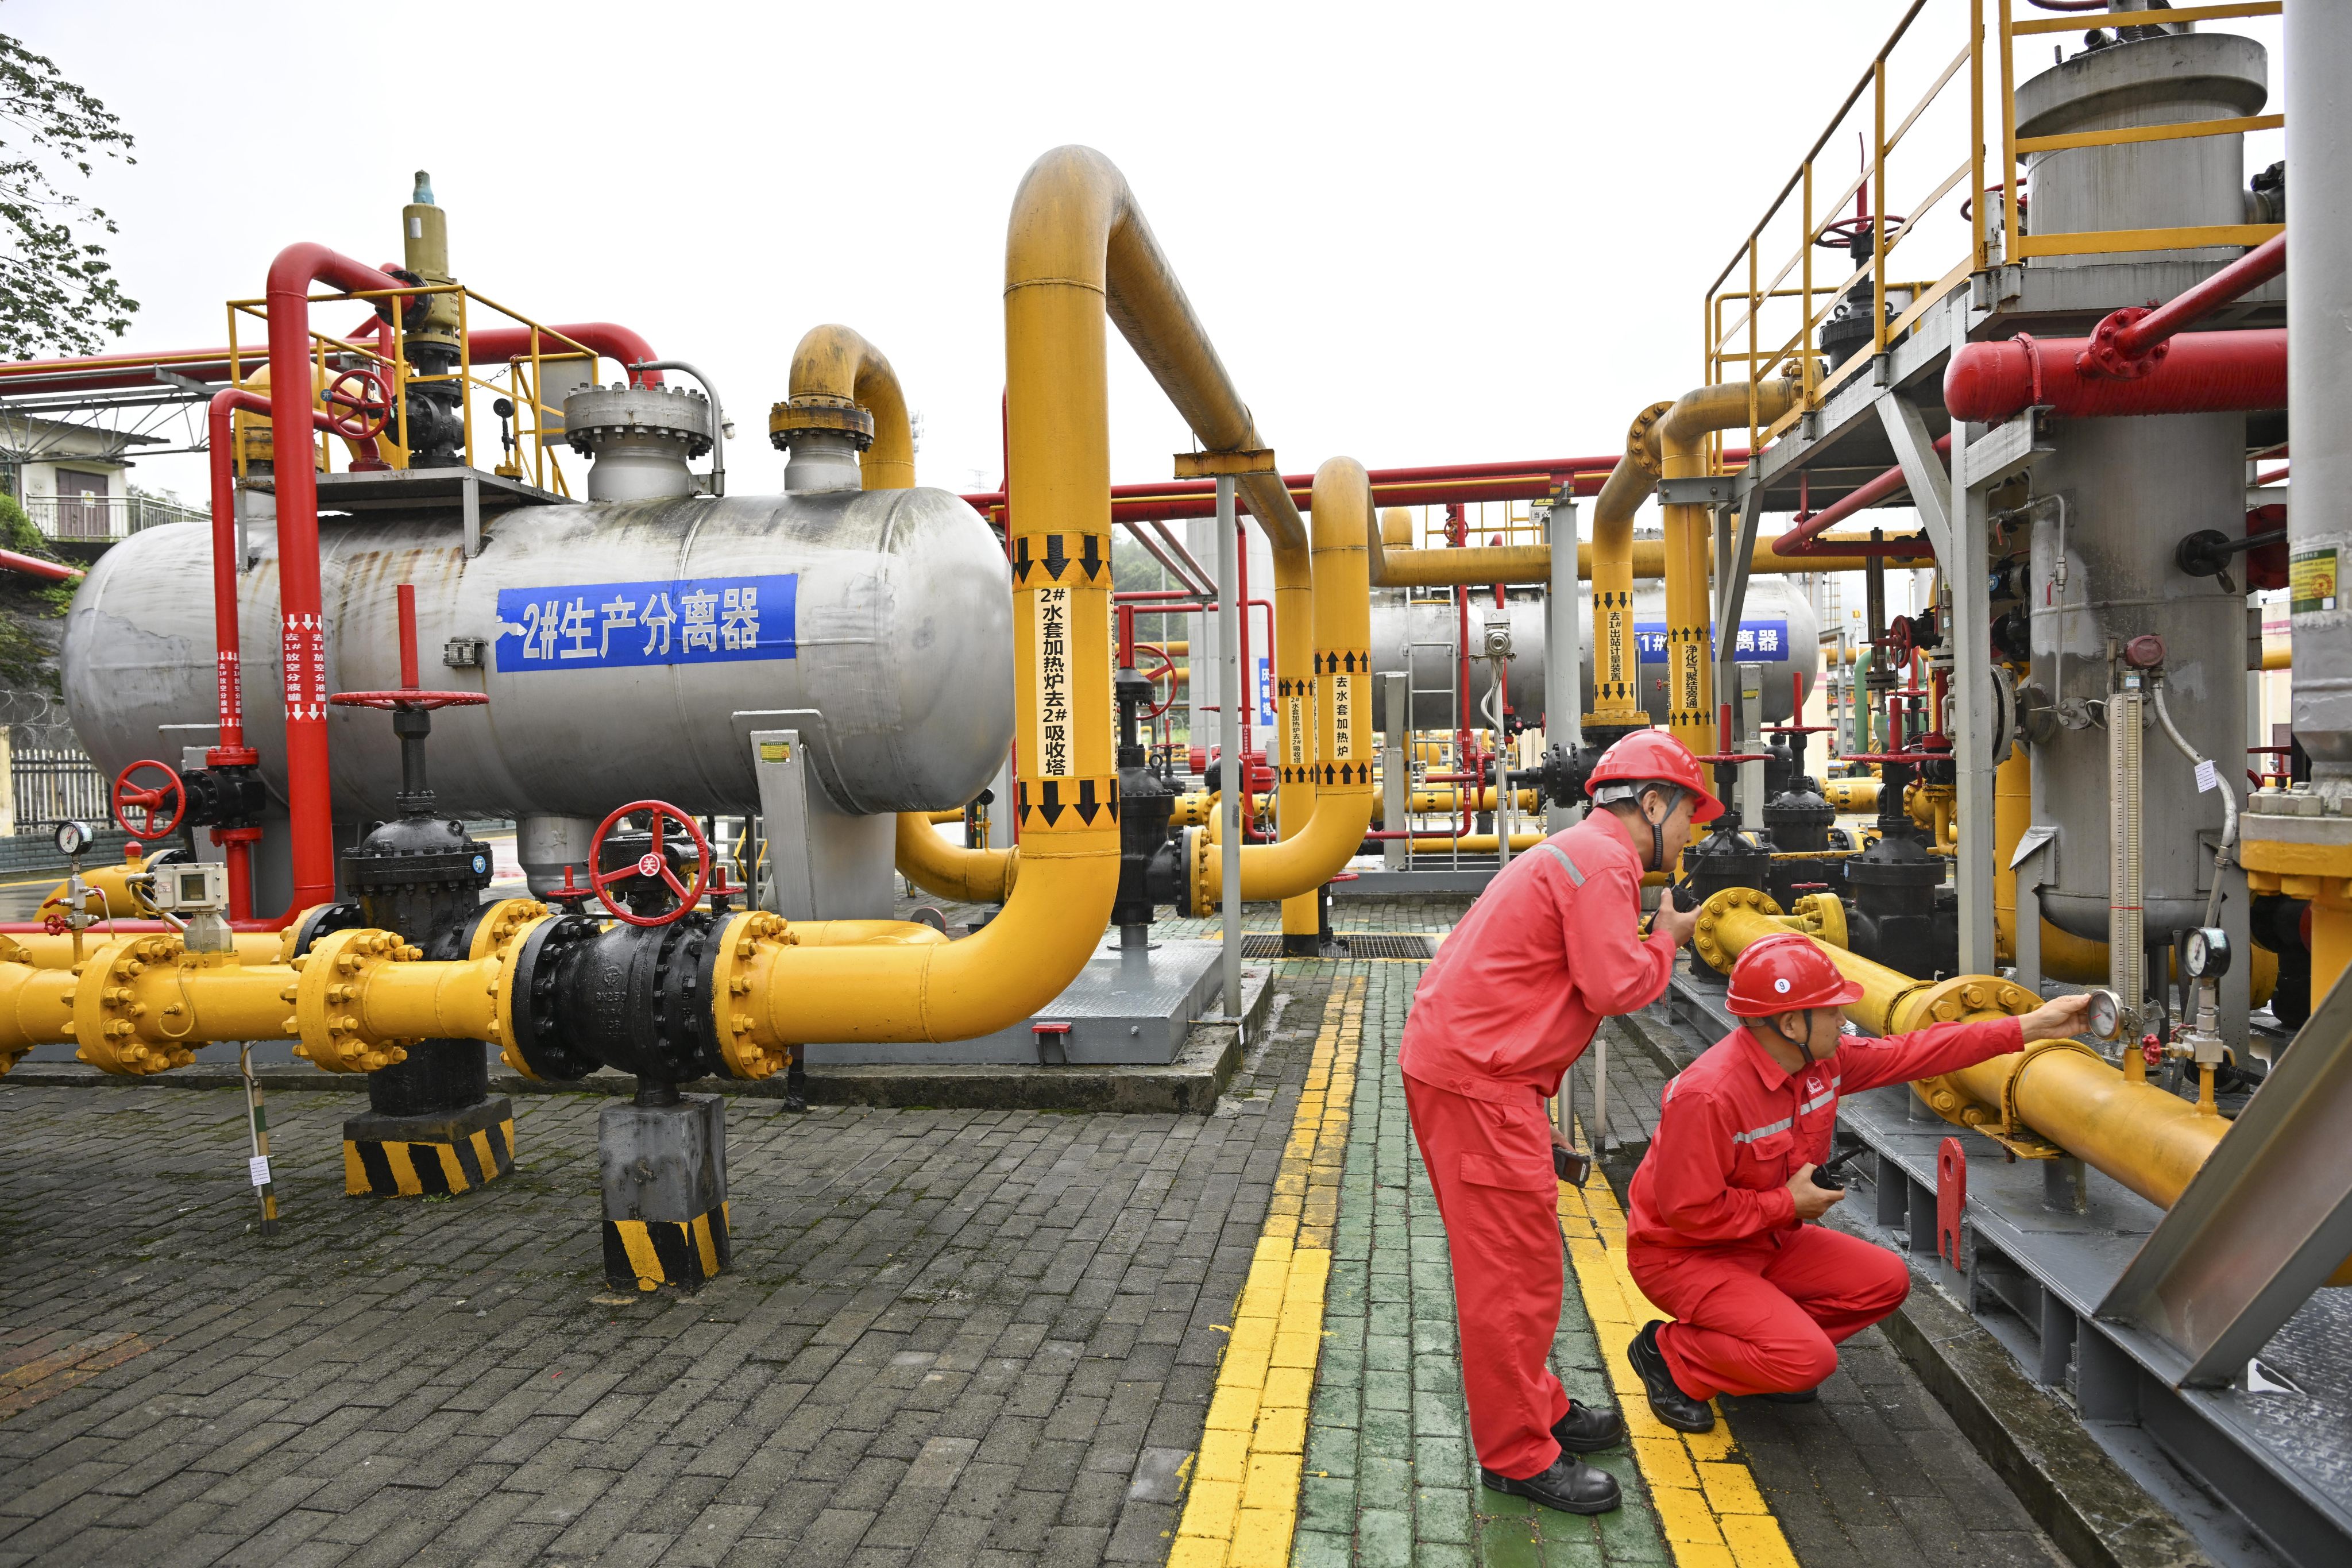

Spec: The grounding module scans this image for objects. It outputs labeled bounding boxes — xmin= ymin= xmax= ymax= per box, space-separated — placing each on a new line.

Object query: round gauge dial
xmin=2085 ymin=988 xmax=2122 ymax=1042
xmin=52 ymin=819 xmax=90 ymax=858
xmin=2184 ymin=927 xmax=2232 ymax=979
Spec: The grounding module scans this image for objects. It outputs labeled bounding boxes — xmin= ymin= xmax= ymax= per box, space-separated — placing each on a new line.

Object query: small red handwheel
xmin=320 ymin=366 xmax=394 ymax=442
xmin=1137 ymin=644 xmax=1179 ymax=722
xmin=111 ymin=759 xmax=186 ymax=839
xmin=588 ymin=800 xmax=712 ymax=928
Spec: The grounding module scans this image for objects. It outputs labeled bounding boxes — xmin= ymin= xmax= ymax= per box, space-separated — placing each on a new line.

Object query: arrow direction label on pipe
xmin=1033 ymin=585 xmax=1074 ymax=779
xmin=493 ymin=574 xmax=798 ymax=672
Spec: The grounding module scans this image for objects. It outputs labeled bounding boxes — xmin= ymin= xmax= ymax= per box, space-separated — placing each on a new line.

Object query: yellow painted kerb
xmin=1170 ymin=976 xmax=1362 ymax=1568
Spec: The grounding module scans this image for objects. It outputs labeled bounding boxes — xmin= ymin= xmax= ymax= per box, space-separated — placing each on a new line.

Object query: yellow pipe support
xmin=895 ymin=810 xmax=1019 ymax=904
xmin=1657 ymin=380 xmax=1803 ymax=754
xmin=790 ymin=323 xmax=1028 ymax=907
xmin=1695 ymin=887 xmax=2345 ymax=1280
xmin=1187 ymin=458 xmax=1377 ymax=916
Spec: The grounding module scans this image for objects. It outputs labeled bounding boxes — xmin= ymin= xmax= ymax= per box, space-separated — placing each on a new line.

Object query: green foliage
xmin=0 ymin=489 xmax=69 ymax=693
xmin=0 ymin=28 xmax=137 ymax=357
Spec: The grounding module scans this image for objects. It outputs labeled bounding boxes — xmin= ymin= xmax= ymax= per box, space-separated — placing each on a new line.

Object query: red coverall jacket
xmin=1624 ymin=1014 xmax=2023 ymax=1397
xmin=1399 ymin=810 xmax=1679 ymax=1477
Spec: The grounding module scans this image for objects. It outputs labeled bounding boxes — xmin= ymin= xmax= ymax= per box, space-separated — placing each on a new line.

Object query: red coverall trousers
xmin=1627 ymin=1225 xmax=1909 ymax=1399
xmin=1403 ymin=1073 xmax=1571 ymax=1478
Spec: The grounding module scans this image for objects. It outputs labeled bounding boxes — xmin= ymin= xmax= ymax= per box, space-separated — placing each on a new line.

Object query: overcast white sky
xmin=8 ymin=1 xmax=2287 ymax=511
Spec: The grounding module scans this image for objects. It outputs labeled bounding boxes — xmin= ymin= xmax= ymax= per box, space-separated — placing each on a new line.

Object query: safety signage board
xmin=1633 ymin=619 xmax=1790 ymax=663
xmin=495 ymin=574 xmax=797 ymax=672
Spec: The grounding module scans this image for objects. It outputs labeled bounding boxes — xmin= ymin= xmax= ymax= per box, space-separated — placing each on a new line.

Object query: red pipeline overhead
xmin=960 ymin=452 xmax=1747 ymax=525
xmin=1944 ymin=329 xmax=2287 ymax=424
xmin=1775 ymin=435 xmax=1952 ymax=558
xmin=0 ymin=548 xmax=79 ymax=584
xmin=2077 ymin=232 xmax=2285 ymax=379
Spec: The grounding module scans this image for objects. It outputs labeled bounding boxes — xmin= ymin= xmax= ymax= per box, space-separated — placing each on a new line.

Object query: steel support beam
xmin=1710 ymin=482 xmax=1767 ymax=758
xmin=1216 ymin=478 xmax=1243 ymax=1027
xmin=1546 ymin=495 xmax=1581 ymax=833
xmin=2102 ymin=966 xmax=2352 ymax=1386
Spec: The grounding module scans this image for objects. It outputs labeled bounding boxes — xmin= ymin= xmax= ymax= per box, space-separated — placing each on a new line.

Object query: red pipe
xmin=0 ymin=547 xmax=78 ymax=583
xmin=462 ymin=323 xmax=665 ymax=386
xmin=1776 ymin=435 xmax=1952 ymax=557
xmin=266 ymin=245 xmax=408 ymax=913
xmin=959 ymin=452 xmax=1748 ymax=526
xmin=1945 ymin=327 xmax=2287 ymax=424
xmin=2077 ymin=233 xmax=2285 ymax=379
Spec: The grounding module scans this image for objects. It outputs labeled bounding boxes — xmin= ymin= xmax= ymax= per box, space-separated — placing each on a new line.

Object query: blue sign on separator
xmin=494 ymin=573 xmax=798 ymax=673
xmin=1632 ymin=618 xmax=1789 ymax=663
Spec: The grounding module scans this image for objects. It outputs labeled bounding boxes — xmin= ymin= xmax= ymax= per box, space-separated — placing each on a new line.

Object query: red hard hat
xmin=1725 ymin=933 xmax=1865 ymax=1017
xmin=1584 ymin=729 xmax=1724 ymax=823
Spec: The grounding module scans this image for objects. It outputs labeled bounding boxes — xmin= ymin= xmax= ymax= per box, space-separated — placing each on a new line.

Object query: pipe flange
xmin=768 ymin=397 xmax=876 ymax=452
xmin=1789 ymin=892 xmax=1849 ymax=953
xmin=291 ymin=928 xmax=418 ymax=1073
xmin=1898 ymin=973 xmax=2040 ymax=1133
xmin=563 ymin=384 xmax=714 ymax=457
xmin=70 ymin=933 xmax=197 ymax=1076
xmin=1184 ymin=826 xmax=1210 ymax=919
xmin=469 ymin=897 xmax=550 ymax=960
xmin=1692 ymin=885 xmax=1783 ymax=974
xmin=498 ymin=914 xmax=603 ymax=1081
xmin=704 ymin=910 xmax=795 ymax=1081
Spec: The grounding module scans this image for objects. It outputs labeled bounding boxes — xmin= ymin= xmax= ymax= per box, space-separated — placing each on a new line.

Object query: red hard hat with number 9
xmin=1726 ymin=933 xmax=1866 ymax=1016
xmin=1584 ymin=729 xmax=1725 ymax=822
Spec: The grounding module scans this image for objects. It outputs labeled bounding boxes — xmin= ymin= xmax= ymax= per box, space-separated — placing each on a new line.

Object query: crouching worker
xmin=1624 ymin=934 xmax=2091 ymax=1431
xmin=1399 ymin=731 xmax=1718 ymax=1515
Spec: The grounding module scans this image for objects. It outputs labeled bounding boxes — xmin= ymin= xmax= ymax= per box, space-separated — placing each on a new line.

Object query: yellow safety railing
xmin=1700 ymin=0 xmax=2284 ymax=468
xmin=222 ymin=284 xmax=638 ymax=496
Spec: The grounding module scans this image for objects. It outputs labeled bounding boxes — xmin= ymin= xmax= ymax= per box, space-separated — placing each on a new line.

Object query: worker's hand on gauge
xmin=1787 ymin=1161 xmax=1845 ymax=1221
xmin=1653 ymin=898 xmax=1701 ymax=949
xmin=2016 ymin=992 xmax=2094 ymax=1044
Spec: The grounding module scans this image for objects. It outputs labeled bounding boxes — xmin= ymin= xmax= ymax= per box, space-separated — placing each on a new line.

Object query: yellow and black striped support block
xmin=604 ymin=1202 xmax=733 ymax=1293
xmin=342 ymin=1098 xmax=516 ymax=1198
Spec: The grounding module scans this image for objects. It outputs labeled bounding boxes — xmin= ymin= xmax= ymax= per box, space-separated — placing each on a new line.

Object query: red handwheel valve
xmin=111 ymin=759 xmax=187 ymax=839
xmin=588 ymin=800 xmax=712 ymax=928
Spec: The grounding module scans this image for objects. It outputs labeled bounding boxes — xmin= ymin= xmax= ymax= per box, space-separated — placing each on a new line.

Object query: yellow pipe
xmin=710 ymin=145 xmax=1252 ymax=1042
xmin=0 ymin=960 xmax=77 ymax=1075
xmin=1171 ymin=791 xmax=1212 ymax=827
xmin=1658 ymin=381 xmax=1803 ymax=754
xmin=1272 ymin=491 xmax=1320 ymax=943
xmin=5 ymin=928 xmax=286 ymax=971
xmin=789 ymin=324 xmax=1022 ymax=906
xmin=1407 ymin=832 xmax=1547 ymax=853
xmin=1370 ymin=786 xmax=1539 ymax=823
xmin=895 ymin=810 xmax=1019 ymax=904
xmin=1822 ymin=777 xmax=1880 ymax=812
xmin=783 ymin=323 xmax=916 ymax=492
xmin=1587 ymin=403 xmax=1670 ymax=728
xmin=1698 ymin=889 xmax=2340 ymax=1277
xmin=1187 ymin=459 xmax=1375 ymax=914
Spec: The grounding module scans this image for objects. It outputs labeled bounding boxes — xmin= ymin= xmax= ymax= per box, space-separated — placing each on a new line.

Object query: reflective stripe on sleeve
xmin=1536 ymin=841 xmax=1585 ymax=886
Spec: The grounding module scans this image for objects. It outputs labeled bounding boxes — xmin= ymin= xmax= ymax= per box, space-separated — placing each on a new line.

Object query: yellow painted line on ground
xmin=1171 ymin=975 xmax=1363 ymax=1568
xmin=1559 ymin=1125 xmax=1801 ymax=1568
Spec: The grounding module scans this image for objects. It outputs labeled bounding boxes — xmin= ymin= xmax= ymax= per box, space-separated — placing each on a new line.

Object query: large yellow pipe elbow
xmin=1188 ymin=458 xmax=1377 ymax=914
xmin=1588 ymin=403 xmax=1669 ymax=728
xmin=1657 ymin=381 xmax=1802 ymax=753
xmin=794 ymin=322 xmax=1027 ymax=903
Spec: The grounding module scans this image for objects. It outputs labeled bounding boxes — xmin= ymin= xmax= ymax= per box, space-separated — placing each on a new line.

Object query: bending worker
xmin=1399 ymin=731 xmax=1715 ymax=1516
xmin=1625 ymin=934 xmax=2092 ymax=1430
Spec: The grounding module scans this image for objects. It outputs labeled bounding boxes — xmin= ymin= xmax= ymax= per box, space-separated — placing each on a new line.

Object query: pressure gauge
xmin=2184 ymin=927 xmax=2233 ymax=979
xmin=52 ymin=819 xmax=91 ymax=858
xmin=2084 ymin=988 xmax=2123 ymax=1042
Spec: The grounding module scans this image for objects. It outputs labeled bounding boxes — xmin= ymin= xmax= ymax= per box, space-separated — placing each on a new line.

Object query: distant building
xmin=0 ymin=413 xmax=201 ymax=541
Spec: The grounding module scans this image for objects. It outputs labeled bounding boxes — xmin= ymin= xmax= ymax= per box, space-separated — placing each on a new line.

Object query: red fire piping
xmin=2077 ymin=232 xmax=2285 ymax=379
xmin=266 ymin=245 xmax=408 ymax=913
xmin=0 ymin=547 xmax=79 ymax=583
xmin=463 ymin=323 xmax=665 ymax=386
xmin=1945 ymin=328 xmax=2287 ymax=424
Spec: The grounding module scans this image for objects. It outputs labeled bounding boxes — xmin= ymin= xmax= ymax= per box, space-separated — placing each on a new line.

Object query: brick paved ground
xmin=0 ymin=970 xmax=1344 ymax=1568
xmin=0 ymin=897 xmax=2075 ymax=1568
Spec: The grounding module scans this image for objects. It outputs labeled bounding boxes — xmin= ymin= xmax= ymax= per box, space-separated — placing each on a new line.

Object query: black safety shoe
xmin=1756 ymin=1385 xmax=1820 ymax=1404
xmin=1629 ymin=1320 xmax=1715 ymax=1434
xmin=1479 ymin=1454 xmax=1622 ymax=1515
xmin=1552 ymin=1398 xmax=1626 ymax=1453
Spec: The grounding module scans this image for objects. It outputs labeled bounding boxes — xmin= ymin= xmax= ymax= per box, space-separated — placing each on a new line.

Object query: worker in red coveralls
xmin=1399 ymin=729 xmax=1718 ymax=1516
xmin=1624 ymin=934 xmax=2091 ymax=1431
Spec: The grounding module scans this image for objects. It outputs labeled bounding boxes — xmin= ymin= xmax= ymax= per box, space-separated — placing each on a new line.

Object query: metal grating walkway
xmin=1241 ymin=933 xmax=1436 ymax=960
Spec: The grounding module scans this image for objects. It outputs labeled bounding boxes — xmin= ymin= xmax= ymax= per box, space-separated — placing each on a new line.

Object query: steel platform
xmin=1665 ymin=967 xmax=2352 ymax=1568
